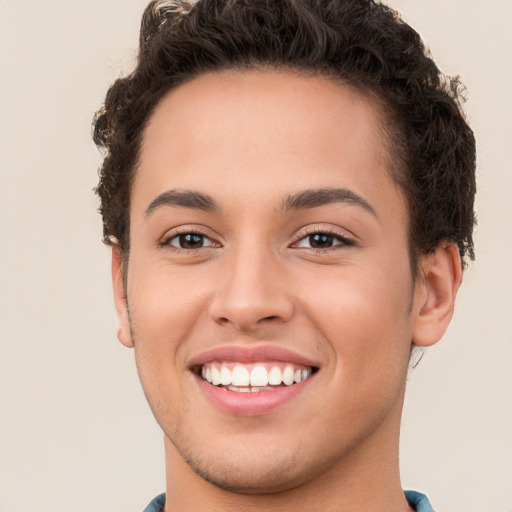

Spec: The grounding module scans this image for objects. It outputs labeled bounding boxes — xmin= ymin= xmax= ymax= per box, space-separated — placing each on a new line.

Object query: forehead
xmin=134 ymin=70 xmax=402 ymax=218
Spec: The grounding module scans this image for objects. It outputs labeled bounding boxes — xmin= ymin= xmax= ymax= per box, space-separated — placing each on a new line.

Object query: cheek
xmin=125 ymin=263 xmax=212 ymax=400
xmin=299 ymin=261 xmax=414 ymax=377
xmin=127 ymin=260 xmax=209 ymax=338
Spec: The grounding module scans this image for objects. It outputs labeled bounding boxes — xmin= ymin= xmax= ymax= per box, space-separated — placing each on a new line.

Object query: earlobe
xmin=111 ymin=245 xmax=134 ymax=348
xmin=412 ymin=244 xmax=462 ymax=347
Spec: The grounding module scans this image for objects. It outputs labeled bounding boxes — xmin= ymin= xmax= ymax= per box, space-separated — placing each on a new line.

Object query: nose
xmin=208 ymin=245 xmax=295 ymax=333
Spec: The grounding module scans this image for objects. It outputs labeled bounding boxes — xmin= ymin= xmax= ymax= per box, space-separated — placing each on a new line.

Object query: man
xmin=93 ymin=1 xmax=476 ymax=510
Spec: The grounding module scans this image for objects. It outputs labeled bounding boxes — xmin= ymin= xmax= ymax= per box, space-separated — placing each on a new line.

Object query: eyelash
xmin=160 ymin=229 xmax=219 ymax=251
xmin=159 ymin=227 xmax=355 ymax=252
xmin=290 ymin=228 xmax=355 ymax=251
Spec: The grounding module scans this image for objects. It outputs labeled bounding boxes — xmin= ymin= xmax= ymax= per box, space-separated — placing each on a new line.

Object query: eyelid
xmin=290 ymin=225 xmax=356 ymax=249
xmin=158 ymin=225 xmax=222 ymax=249
xmin=157 ymin=224 xmax=355 ymax=251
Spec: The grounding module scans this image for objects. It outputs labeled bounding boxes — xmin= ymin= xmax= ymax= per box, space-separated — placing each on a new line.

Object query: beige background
xmin=0 ymin=1 xmax=511 ymax=511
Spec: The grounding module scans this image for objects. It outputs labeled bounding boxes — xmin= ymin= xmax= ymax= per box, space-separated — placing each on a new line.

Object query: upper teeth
xmin=201 ymin=362 xmax=312 ymax=388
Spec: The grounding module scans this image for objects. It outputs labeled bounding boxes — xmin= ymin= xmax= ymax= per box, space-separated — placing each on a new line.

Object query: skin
xmin=111 ymin=70 xmax=461 ymax=512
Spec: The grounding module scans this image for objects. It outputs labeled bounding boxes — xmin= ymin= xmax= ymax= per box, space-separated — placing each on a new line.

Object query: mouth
xmin=189 ymin=345 xmax=320 ymax=414
xmin=194 ymin=361 xmax=317 ymax=393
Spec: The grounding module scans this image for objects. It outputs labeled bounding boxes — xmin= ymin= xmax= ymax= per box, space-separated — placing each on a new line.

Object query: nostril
xmin=209 ymin=294 xmax=294 ymax=330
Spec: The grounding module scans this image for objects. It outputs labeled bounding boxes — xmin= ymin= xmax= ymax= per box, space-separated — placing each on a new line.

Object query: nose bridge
xmin=209 ymin=236 xmax=294 ymax=331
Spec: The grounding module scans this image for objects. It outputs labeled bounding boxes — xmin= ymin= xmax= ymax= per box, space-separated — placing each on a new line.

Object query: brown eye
xmin=168 ymin=233 xmax=214 ymax=249
xmin=308 ymin=233 xmax=335 ymax=249
xmin=294 ymin=231 xmax=353 ymax=250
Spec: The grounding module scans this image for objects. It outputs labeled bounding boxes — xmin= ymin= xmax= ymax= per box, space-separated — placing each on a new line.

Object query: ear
xmin=411 ymin=243 xmax=462 ymax=347
xmin=111 ymin=245 xmax=134 ymax=348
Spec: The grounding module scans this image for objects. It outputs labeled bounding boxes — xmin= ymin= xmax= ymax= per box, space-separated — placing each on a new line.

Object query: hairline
xmin=119 ymin=66 xmax=424 ymax=280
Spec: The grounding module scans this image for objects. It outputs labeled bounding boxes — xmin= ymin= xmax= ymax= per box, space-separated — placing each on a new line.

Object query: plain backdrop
xmin=0 ymin=1 xmax=511 ymax=511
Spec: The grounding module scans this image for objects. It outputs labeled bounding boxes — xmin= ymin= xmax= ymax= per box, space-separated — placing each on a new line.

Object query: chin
xmin=189 ymin=462 xmax=308 ymax=495
xmin=173 ymin=436 xmax=316 ymax=494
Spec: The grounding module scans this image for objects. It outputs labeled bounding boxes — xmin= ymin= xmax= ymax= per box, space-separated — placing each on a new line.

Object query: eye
xmin=166 ymin=232 xmax=216 ymax=249
xmin=294 ymin=232 xmax=352 ymax=250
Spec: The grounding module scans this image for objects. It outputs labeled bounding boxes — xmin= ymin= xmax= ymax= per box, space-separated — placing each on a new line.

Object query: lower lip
xmin=195 ymin=374 xmax=315 ymax=416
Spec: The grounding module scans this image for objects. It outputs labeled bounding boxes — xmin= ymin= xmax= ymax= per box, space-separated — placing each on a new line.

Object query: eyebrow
xmin=145 ymin=189 xmax=218 ymax=216
xmin=144 ymin=187 xmax=376 ymax=218
xmin=281 ymin=188 xmax=377 ymax=217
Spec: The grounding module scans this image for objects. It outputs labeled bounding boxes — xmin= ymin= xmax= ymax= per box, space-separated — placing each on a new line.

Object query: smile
xmin=190 ymin=346 xmax=320 ymax=414
xmin=199 ymin=361 xmax=314 ymax=392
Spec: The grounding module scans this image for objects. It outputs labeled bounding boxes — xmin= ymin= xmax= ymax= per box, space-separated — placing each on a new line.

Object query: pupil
xmin=310 ymin=233 xmax=333 ymax=248
xmin=180 ymin=233 xmax=203 ymax=248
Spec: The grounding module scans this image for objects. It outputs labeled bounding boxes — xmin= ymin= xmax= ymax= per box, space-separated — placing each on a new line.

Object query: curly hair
xmin=93 ymin=0 xmax=476 ymax=268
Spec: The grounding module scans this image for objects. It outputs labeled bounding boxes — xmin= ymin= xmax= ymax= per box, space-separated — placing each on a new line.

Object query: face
xmin=114 ymin=70 xmax=430 ymax=492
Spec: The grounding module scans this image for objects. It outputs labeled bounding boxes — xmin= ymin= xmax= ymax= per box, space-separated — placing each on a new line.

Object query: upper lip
xmin=188 ymin=344 xmax=321 ymax=369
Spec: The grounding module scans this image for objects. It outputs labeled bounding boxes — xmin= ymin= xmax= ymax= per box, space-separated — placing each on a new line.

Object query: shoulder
xmin=405 ymin=490 xmax=436 ymax=512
